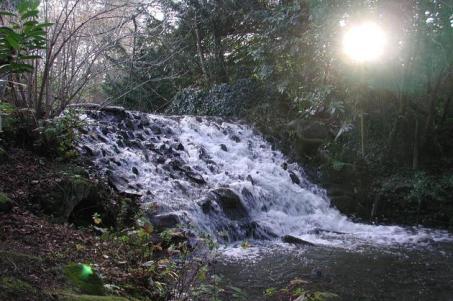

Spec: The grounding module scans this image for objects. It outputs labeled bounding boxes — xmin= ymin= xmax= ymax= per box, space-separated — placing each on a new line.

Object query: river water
xmin=76 ymin=107 xmax=453 ymax=300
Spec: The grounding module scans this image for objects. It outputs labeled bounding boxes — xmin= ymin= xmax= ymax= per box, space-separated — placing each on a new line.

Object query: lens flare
xmin=343 ymin=22 xmax=387 ymax=63
xmin=81 ymin=264 xmax=93 ymax=278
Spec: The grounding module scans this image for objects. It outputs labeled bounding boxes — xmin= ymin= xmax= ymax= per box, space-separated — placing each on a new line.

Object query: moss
xmin=0 ymin=192 xmax=13 ymax=212
xmin=0 ymin=250 xmax=42 ymax=265
xmin=64 ymin=263 xmax=105 ymax=295
xmin=57 ymin=292 xmax=134 ymax=301
xmin=0 ymin=277 xmax=49 ymax=301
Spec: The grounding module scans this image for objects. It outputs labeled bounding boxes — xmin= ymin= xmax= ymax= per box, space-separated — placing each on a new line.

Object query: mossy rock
xmin=64 ymin=263 xmax=105 ymax=295
xmin=0 ymin=277 xmax=49 ymax=301
xmin=57 ymin=291 xmax=133 ymax=301
xmin=42 ymin=175 xmax=94 ymax=222
xmin=0 ymin=192 xmax=13 ymax=212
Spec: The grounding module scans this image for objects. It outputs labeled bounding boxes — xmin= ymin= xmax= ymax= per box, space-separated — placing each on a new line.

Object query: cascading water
xmin=76 ymin=107 xmax=451 ymax=248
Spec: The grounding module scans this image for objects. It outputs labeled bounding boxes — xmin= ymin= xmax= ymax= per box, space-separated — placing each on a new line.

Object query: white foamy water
xmin=77 ymin=108 xmax=451 ymax=249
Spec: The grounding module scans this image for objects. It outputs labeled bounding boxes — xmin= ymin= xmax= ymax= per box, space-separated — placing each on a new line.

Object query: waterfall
xmin=76 ymin=107 xmax=451 ymax=248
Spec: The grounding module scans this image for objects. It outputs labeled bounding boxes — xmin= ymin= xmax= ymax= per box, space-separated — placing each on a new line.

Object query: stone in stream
xmin=231 ymin=135 xmax=241 ymax=143
xmin=220 ymin=144 xmax=228 ymax=152
xmin=132 ymin=167 xmax=139 ymax=175
xmin=150 ymin=124 xmax=162 ymax=135
xmin=186 ymin=171 xmax=206 ymax=185
xmin=289 ymin=172 xmax=301 ymax=185
xmin=82 ymin=145 xmax=97 ymax=156
xmin=211 ymin=188 xmax=248 ymax=220
xmin=281 ymin=235 xmax=315 ymax=246
xmin=149 ymin=213 xmax=180 ymax=229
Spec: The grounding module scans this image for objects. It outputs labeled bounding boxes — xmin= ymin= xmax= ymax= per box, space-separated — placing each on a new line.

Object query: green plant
xmin=0 ymin=0 xmax=51 ymax=76
xmin=35 ymin=109 xmax=84 ymax=159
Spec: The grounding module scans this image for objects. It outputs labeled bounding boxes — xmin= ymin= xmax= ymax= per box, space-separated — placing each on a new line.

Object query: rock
xmin=186 ymin=171 xmax=206 ymax=185
xmin=175 ymin=143 xmax=185 ymax=151
xmin=281 ymin=235 xmax=315 ymax=246
xmin=198 ymin=199 xmax=216 ymax=214
xmin=246 ymin=175 xmax=255 ymax=185
xmin=132 ymin=167 xmax=139 ymax=175
xmin=211 ymin=188 xmax=248 ymax=220
xmin=231 ymin=135 xmax=241 ymax=142
xmin=67 ymin=103 xmax=101 ymax=110
xmin=150 ymin=124 xmax=162 ymax=135
xmin=150 ymin=213 xmax=180 ymax=229
xmin=289 ymin=172 xmax=301 ymax=185
xmin=82 ymin=145 xmax=97 ymax=156
xmin=220 ymin=144 xmax=228 ymax=152
xmin=282 ymin=162 xmax=288 ymax=170
xmin=101 ymin=106 xmax=126 ymax=117
xmin=0 ymin=193 xmax=13 ymax=212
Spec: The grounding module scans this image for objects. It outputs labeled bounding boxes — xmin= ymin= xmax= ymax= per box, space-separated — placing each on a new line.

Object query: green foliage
xmin=0 ymin=102 xmax=17 ymax=134
xmin=408 ymin=172 xmax=453 ymax=205
xmin=0 ymin=0 xmax=51 ymax=76
xmin=0 ymin=277 xmax=40 ymax=300
xmin=35 ymin=109 xmax=83 ymax=159
xmin=166 ymin=79 xmax=260 ymax=117
xmin=57 ymin=292 xmax=132 ymax=301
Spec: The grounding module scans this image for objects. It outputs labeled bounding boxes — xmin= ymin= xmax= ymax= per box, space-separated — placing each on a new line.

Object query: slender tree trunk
xmin=194 ymin=12 xmax=209 ymax=85
xmin=212 ymin=22 xmax=228 ymax=83
xmin=412 ymin=114 xmax=419 ymax=170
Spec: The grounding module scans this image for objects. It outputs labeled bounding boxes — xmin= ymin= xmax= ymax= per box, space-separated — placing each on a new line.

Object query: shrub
xmin=34 ymin=109 xmax=84 ymax=159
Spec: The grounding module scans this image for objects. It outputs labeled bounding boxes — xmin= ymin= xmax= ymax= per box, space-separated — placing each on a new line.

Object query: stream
xmin=76 ymin=107 xmax=453 ymax=300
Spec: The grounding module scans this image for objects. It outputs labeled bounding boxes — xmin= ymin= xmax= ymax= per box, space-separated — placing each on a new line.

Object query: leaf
xmin=0 ymin=11 xmax=16 ymax=17
xmin=4 ymin=33 xmax=20 ymax=49
xmin=21 ymin=9 xmax=39 ymax=20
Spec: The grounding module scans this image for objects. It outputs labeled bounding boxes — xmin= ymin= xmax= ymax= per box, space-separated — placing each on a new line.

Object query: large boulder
xmin=282 ymin=235 xmax=315 ymax=246
xmin=149 ymin=213 xmax=180 ymax=229
xmin=211 ymin=188 xmax=248 ymax=220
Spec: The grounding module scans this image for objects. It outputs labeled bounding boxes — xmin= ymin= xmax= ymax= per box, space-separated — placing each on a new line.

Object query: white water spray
xmin=77 ymin=108 xmax=451 ymax=248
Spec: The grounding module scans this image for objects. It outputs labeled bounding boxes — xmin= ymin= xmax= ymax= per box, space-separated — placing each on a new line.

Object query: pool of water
xmin=216 ymin=241 xmax=453 ymax=301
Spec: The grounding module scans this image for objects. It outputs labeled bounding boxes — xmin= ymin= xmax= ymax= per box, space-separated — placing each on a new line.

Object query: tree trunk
xmin=212 ymin=22 xmax=228 ymax=83
xmin=194 ymin=12 xmax=209 ymax=85
xmin=412 ymin=115 xmax=419 ymax=170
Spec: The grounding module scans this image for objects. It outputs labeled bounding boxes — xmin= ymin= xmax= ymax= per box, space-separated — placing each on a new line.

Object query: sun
xmin=342 ymin=21 xmax=387 ymax=63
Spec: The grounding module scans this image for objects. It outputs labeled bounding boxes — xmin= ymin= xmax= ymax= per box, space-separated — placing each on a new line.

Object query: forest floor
xmin=0 ymin=149 xmax=189 ymax=301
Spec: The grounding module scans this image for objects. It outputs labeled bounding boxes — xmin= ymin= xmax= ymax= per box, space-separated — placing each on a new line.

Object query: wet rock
xmin=289 ymin=172 xmax=301 ymax=185
xmin=241 ymin=187 xmax=255 ymax=205
xmin=231 ymin=135 xmax=241 ymax=143
xmin=82 ymin=145 xmax=97 ymax=156
xmin=186 ymin=171 xmax=206 ymax=185
xmin=282 ymin=162 xmax=288 ymax=170
xmin=175 ymin=143 xmax=184 ymax=151
xmin=246 ymin=175 xmax=255 ymax=185
xmin=150 ymin=124 xmax=162 ymax=135
xmin=107 ymin=172 xmax=129 ymax=191
xmin=140 ymin=115 xmax=150 ymax=127
xmin=156 ymin=156 xmax=166 ymax=164
xmin=199 ymin=147 xmax=211 ymax=160
xmin=150 ymin=213 xmax=180 ymax=229
xmin=101 ymin=106 xmax=126 ymax=117
xmin=132 ymin=167 xmax=139 ymax=175
xmin=220 ymin=144 xmax=228 ymax=152
xmin=198 ymin=199 xmax=215 ymax=214
xmin=211 ymin=188 xmax=248 ymax=220
xmin=281 ymin=235 xmax=315 ymax=246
